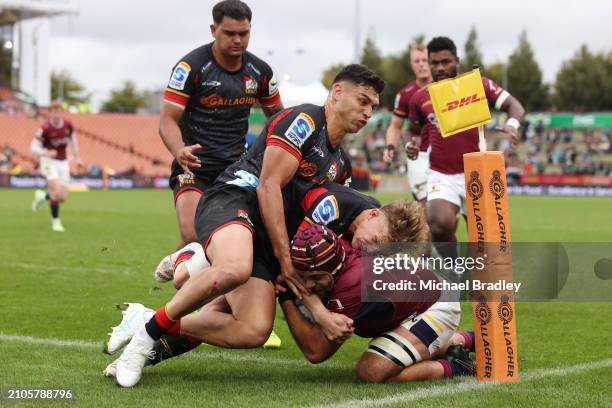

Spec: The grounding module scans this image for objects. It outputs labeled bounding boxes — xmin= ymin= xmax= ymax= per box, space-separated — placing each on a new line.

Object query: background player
xmin=407 ymin=37 xmax=524 ymax=256
xmin=160 ymin=0 xmax=283 ymax=247
xmin=31 ymin=101 xmax=78 ymax=232
xmin=383 ymin=44 xmax=432 ymax=204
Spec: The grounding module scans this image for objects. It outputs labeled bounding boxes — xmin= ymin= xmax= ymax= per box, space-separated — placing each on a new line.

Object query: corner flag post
xmin=428 ymin=67 xmax=519 ymax=382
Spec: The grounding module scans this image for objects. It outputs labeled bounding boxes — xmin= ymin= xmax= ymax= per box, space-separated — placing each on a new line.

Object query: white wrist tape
xmin=505 ymin=118 xmax=520 ymax=130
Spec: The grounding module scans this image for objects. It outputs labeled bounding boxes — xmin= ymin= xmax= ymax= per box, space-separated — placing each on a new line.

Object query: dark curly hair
xmin=332 ymin=64 xmax=386 ymax=94
xmin=427 ymin=36 xmax=457 ymax=57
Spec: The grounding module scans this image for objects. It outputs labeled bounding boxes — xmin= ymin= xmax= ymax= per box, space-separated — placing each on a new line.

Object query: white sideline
xmin=4 ymin=262 xmax=136 ymax=275
xmin=0 ymin=333 xmax=352 ymax=370
xmin=308 ymin=358 xmax=612 ymax=408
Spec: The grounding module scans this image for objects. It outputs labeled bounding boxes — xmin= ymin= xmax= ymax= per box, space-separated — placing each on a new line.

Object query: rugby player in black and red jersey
xmin=103 ymin=191 xmax=436 ymax=380
xmin=383 ymin=44 xmax=432 ymax=203
xmin=407 ymin=37 xmax=524 ymax=258
xmin=112 ymin=65 xmax=385 ymax=387
xmin=160 ymin=0 xmax=283 ymax=248
xmin=31 ymin=101 xmax=79 ymax=232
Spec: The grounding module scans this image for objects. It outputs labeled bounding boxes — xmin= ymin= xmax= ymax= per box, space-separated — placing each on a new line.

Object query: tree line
xmin=323 ymin=27 xmax=612 ymax=113
xmin=26 ymin=28 xmax=612 ymax=113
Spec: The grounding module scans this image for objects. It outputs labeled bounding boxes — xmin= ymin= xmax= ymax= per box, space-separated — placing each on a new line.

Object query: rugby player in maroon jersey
xmin=407 ymin=37 xmax=524 ymax=259
xmin=383 ymin=44 xmax=432 ymax=203
xmin=31 ymin=101 xmax=79 ymax=232
xmin=160 ymin=0 xmax=283 ymax=248
xmin=282 ymin=225 xmax=475 ymax=382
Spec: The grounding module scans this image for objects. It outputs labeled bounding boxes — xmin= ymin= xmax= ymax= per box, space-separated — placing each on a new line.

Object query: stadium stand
xmin=0 ymin=112 xmax=171 ymax=176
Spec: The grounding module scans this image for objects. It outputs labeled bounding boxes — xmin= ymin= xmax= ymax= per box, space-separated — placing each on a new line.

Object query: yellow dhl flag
xmin=428 ymin=68 xmax=491 ymax=137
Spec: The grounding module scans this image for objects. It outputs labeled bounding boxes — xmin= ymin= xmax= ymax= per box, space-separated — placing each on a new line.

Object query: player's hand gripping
xmin=382 ymin=145 xmax=395 ymax=164
xmin=405 ymin=136 xmax=420 ymax=160
xmin=315 ymin=310 xmax=354 ymax=343
xmin=174 ymin=144 xmax=202 ymax=176
xmin=495 ymin=124 xmax=520 ymax=148
xmin=44 ymin=149 xmax=58 ymax=159
xmin=279 ymin=259 xmax=308 ymax=299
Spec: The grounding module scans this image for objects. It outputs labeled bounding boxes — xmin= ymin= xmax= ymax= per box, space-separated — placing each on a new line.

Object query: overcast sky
xmin=49 ymin=0 xmax=611 ymax=104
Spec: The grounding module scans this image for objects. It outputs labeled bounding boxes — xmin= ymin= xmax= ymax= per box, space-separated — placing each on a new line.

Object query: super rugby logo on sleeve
xmin=169 ymin=61 xmax=191 ymax=91
xmin=285 ymin=113 xmax=315 ymax=148
xmin=268 ymin=74 xmax=279 ymax=95
xmin=311 ymin=196 xmax=339 ymax=225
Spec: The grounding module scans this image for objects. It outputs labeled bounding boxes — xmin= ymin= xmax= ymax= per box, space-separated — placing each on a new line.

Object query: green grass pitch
xmin=1 ymin=189 xmax=611 ymax=407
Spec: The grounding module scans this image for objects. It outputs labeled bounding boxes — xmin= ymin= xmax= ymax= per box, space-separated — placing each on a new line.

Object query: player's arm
xmin=30 ymin=129 xmax=56 ymax=158
xmin=486 ymin=79 xmax=525 ymax=147
xmin=261 ymin=100 xmax=284 ymax=118
xmin=259 ymin=70 xmax=283 ymax=118
xmin=69 ymin=130 xmax=79 ymax=160
xmin=405 ymin=105 xmax=424 ymax=161
xmin=383 ymin=115 xmax=403 ymax=164
xmin=160 ymin=59 xmax=201 ymax=175
xmin=496 ymin=94 xmax=525 ymax=147
xmin=257 ymin=146 xmax=306 ymax=294
xmin=279 ymin=296 xmax=346 ymax=364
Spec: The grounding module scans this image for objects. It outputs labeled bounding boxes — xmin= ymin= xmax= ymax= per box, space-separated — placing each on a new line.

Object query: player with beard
xmin=383 ymin=44 xmax=432 ymax=203
xmin=407 ymin=37 xmax=524 ymax=259
xmin=31 ymin=101 xmax=78 ymax=232
xmin=161 ymin=0 xmax=283 ymax=248
xmin=112 ymin=64 xmax=384 ymax=387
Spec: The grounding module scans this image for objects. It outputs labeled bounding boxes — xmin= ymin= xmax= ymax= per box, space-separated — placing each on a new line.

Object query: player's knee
xmin=219 ymin=260 xmax=251 ymax=288
xmin=427 ymin=215 xmax=454 ymax=241
xmin=355 ymin=360 xmax=390 ymax=383
xmin=246 ymin=324 xmax=272 ymax=348
xmin=305 ymin=352 xmax=329 ymax=365
xmin=230 ymin=322 xmax=271 ymax=348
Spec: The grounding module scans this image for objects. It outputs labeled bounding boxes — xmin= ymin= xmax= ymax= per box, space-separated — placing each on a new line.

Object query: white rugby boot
xmin=105 ymin=303 xmax=154 ymax=355
xmin=51 ymin=218 xmax=65 ymax=232
xmin=115 ymin=326 xmax=156 ymax=387
xmin=32 ymin=190 xmax=46 ymax=212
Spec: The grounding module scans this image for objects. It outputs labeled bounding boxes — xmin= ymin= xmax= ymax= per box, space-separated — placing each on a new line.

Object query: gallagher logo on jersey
xmin=311 ymin=196 xmax=339 ymax=225
xmin=285 ymin=113 xmax=315 ymax=148
xmin=327 ymin=161 xmax=338 ymax=181
xmin=169 ymin=62 xmax=191 ymax=91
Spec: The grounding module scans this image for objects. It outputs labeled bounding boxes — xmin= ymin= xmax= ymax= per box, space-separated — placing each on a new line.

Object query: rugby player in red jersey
xmin=160 ymin=0 xmax=283 ymax=248
xmin=31 ymin=101 xmax=78 ymax=232
xmin=407 ymin=37 xmax=524 ymax=257
xmin=383 ymin=44 xmax=432 ymax=203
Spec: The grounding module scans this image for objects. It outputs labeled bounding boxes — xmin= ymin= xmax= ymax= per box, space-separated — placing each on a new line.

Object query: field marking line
xmin=2 ymin=262 xmax=137 ymax=275
xmin=308 ymin=358 xmax=612 ymax=408
xmin=0 ymin=333 xmax=352 ymax=370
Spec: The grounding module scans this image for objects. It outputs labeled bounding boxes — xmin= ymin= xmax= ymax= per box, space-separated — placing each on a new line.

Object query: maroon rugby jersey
xmin=409 ymin=76 xmax=505 ymax=174
xmin=325 ymin=240 xmax=440 ymax=338
xmin=36 ymin=119 xmax=74 ymax=161
xmin=393 ymin=80 xmax=429 ymax=152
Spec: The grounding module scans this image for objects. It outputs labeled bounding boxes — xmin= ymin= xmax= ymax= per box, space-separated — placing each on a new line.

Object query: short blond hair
xmin=49 ymin=100 xmax=64 ymax=112
xmin=381 ymin=200 xmax=431 ymax=243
